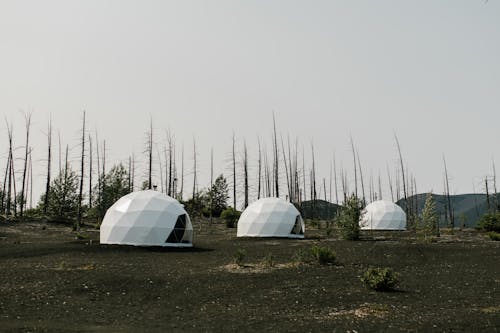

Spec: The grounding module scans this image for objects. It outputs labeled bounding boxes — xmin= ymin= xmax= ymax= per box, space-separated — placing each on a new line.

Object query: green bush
xmin=292 ymin=249 xmax=308 ymax=265
xmin=310 ymin=245 xmax=336 ymax=265
xmin=336 ymin=194 xmax=363 ymax=240
xmin=260 ymin=253 xmax=275 ymax=268
xmin=488 ymin=231 xmax=500 ymax=241
xmin=233 ymin=248 xmax=246 ymax=266
xmin=476 ymin=213 xmax=500 ymax=232
xmin=361 ymin=267 xmax=399 ymax=291
xmin=221 ymin=207 xmax=241 ymax=228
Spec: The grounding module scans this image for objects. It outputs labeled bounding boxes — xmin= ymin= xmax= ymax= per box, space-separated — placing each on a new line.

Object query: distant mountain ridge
xmin=298 ymin=193 xmax=500 ymax=227
xmin=398 ymin=193 xmax=500 ymax=227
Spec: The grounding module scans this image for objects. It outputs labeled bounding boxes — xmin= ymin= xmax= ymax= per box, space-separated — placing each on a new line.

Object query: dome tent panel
xmin=237 ymin=197 xmax=305 ymax=238
xmin=359 ymin=200 xmax=406 ymax=231
xmin=100 ymin=190 xmax=193 ymax=247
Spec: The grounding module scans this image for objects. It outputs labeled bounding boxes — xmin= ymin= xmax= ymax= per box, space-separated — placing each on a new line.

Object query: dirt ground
xmin=0 ymin=221 xmax=499 ymax=332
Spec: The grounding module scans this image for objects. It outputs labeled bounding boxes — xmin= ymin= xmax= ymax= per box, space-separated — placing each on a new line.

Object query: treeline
xmin=1 ymin=111 xmax=499 ymax=231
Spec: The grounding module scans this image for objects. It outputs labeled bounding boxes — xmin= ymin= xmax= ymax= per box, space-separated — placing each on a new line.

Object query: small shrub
xmin=75 ymin=233 xmax=89 ymax=240
xmin=488 ymin=231 xmax=500 ymax=241
xmin=233 ymin=248 xmax=246 ymax=266
xmin=292 ymin=249 xmax=308 ymax=265
xmin=260 ymin=253 xmax=275 ymax=268
xmin=310 ymin=245 xmax=336 ymax=265
xmin=221 ymin=207 xmax=241 ymax=228
xmin=477 ymin=213 xmax=500 ymax=232
xmin=361 ymin=267 xmax=399 ymax=291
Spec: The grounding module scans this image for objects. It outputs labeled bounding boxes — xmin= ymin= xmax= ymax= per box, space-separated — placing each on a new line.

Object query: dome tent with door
xmin=100 ymin=190 xmax=193 ymax=247
xmin=359 ymin=200 xmax=406 ymax=230
xmin=237 ymin=197 xmax=305 ymax=238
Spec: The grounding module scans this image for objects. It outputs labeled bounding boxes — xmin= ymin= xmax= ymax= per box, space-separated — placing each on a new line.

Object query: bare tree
xmin=88 ymin=134 xmax=92 ymax=209
xmin=333 ymin=154 xmax=339 ymax=204
xmin=43 ymin=118 xmax=52 ymax=214
xmin=257 ymin=137 xmax=262 ymax=200
xmin=210 ymin=147 xmax=213 ymax=225
xmin=77 ymin=111 xmax=86 ymax=231
xmin=350 ymin=135 xmax=358 ymax=198
xmin=378 ymin=171 xmax=383 ymax=201
xmin=394 ymin=134 xmax=407 ymax=214
xmin=356 ymin=148 xmax=366 ymax=204
xmin=192 ymin=137 xmax=197 ymax=199
xmin=387 ymin=164 xmax=394 ymax=202
xmin=443 ymin=154 xmax=454 ymax=230
xmin=147 ymin=119 xmax=153 ymax=190
xmin=492 ymin=158 xmax=499 ymax=212
xmin=272 ymin=113 xmax=279 ymax=197
xmin=180 ymin=144 xmax=184 ymax=200
xmin=243 ymin=140 xmax=249 ymax=208
xmin=280 ymin=135 xmax=291 ymax=200
xmin=232 ymin=132 xmax=236 ymax=208
xmin=20 ymin=113 xmax=32 ymax=216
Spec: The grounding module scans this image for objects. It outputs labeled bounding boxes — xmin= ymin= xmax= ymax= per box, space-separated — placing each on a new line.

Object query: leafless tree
xmin=243 ymin=140 xmax=249 ymax=208
xmin=394 ymin=134 xmax=407 ymax=213
xmin=350 ymin=135 xmax=358 ymax=198
xmin=443 ymin=154 xmax=454 ymax=229
xmin=44 ymin=118 xmax=52 ymax=214
xmin=20 ymin=112 xmax=32 ymax=216
xmin=232 ymin=132 xmax=236 ymax=208
xmin=88 ymin=134 xmax=93 ymax=209
xmin=387 ymin=165 xmax=394 ymax=202
xmin=76 ymin=111 xmax=86 ymax=230
xmin=147 ymin=119 xmax=153 ymax=190
xmin=272 ymin=113 xmax=279 ymax=197
xmin=192 ymin=137 xmax=197 ymax=199
xmin=492 ymin=158 xmax=499 ymax=212
xmin=257 ymin=137 xmax=262 ymax=200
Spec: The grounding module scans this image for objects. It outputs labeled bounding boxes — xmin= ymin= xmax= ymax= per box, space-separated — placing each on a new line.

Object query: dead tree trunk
xmin=356 ymin=149 xmax=366 ymax=205
xmin=493 ymin=159 xmax=499 ymax=212
xmin=350 ymin=136 xmax=358 ymax=198
xmin=210 ymin=147 xmax=213 ymax=225
xmin=77 ymin=111 xmax=86 ymax=231
xmin=148 ymin=120 xmax=153 ymax=190
xmin=280 ymin=135 xmax=290 ymax=200
xmin=394 ymin=134 xmax=408 ymax=217
xmin=333 ymin=154 xmax=338 ymax=204
xmin=243 ymin=141 xmax=249 ymax=208
xmin=20 ymin=113 xmax=31 ymax=216
xmin=44 ymin=118 xmax=52 ymax=214
xmin=232 ymin=132 xmax=236 ymax=209
xmin=257 ymin=137 xmax=262 ymax=200
xmin=88 ymin=134 xmax=92 ymax=209
xmin=272 ymin=113 xmax=279 ymax=197
xmin=387 ymin=165 xmax=394 ymax=202
xmin=192 ymin=138 xmax=197 ymax=199
xmin=443 ymin=155 xmax=454 ymax=230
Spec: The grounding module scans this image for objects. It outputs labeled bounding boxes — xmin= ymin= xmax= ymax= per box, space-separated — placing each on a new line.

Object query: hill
xmin=398 ymin=193 xmax=500 ymax=227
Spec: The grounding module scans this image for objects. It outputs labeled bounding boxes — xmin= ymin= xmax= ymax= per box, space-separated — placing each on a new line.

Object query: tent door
xmin=290 ymin=215 xmax=303 ymax=235
xmin=166 ymin=214 xmax=187 ymax=243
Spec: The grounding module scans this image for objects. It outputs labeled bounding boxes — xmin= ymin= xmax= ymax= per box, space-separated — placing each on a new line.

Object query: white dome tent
xmin=237 ymin=198 xmax=305 ymax=238
xmin=100 ymin=190 xmax=193 ymax=247
xmin=359 ymin=200 xmax=406 ymax=230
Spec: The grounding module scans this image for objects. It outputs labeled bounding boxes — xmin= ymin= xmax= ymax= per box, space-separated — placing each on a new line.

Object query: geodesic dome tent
xmin=237 ymin=197 xmax=305 ymax=238
xmin=359 ymin=200 xmax=406 ymax=230
xmin=100 ymin=190 xmax=193 ymax=247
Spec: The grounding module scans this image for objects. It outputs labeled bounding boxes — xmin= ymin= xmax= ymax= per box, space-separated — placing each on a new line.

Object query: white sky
xmin=1 ymin=0 xmax=499 ymax=206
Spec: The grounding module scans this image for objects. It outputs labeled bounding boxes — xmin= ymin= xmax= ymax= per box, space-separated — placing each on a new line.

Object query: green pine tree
xmin=421 ymin=192 xmax=439 ymax=238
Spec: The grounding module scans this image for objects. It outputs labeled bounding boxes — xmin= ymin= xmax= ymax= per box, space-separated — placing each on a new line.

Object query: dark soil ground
xmin=0 ymin=220 xmax=499 ymax=332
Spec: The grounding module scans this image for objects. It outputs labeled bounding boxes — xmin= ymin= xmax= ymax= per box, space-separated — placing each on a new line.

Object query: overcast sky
xmin=1 ymin=0 xmax=499 ymax=205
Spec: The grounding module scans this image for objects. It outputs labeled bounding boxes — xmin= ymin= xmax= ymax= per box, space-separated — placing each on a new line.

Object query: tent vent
xmin=166 ymin=214 xmax=187 ymax=243
xmin=290 ymin=215 xmax=303 ymax=235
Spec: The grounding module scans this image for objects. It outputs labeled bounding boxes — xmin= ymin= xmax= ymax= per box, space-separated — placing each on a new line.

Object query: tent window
xmin=290 ymin=215 xmax=303 ymax=235
xmin=166 ymin=214 xmax=187 ymax=243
